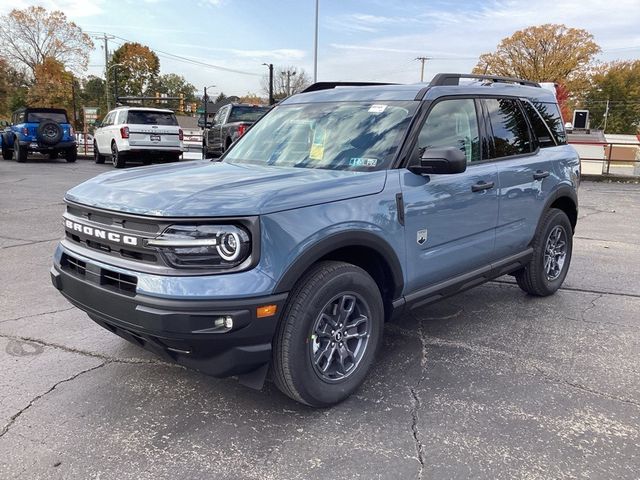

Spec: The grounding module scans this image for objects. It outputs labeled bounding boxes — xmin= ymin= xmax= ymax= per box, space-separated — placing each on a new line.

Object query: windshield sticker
xmin=309 ymin=128 xmax=326 ymax=161
xmin=349 ymin=157 xmax=378 ymax=168
xmin=368 ymin=104 xmax=387 ymax=114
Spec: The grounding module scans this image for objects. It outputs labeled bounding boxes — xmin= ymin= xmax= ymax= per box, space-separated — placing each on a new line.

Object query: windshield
xmin=225 ymin=101 xmax=417 ymax=171
xmin=27 ymin=111 xmax=68 ymax=123
xmin=126 ymin=111 xmax=178 ymax=126
xmin=228 ymin=106 xmax=270 ymax=123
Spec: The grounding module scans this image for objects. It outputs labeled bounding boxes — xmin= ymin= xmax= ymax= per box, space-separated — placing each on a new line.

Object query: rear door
xmin=96 ymin=112 xmax=114 ymax=153
xmin=127 ymin=110 xmax=180 ymax=149
xmin=485 ymin=98 xmax=561 ymax=258
xmin=400 ymin=97 xmax=499 ymax=294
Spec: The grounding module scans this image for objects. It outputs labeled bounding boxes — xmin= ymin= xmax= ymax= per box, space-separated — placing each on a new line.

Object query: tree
xmin=0 ymin=58 xmax=29 ymax=120
xmin=240 ymin=93 xmax=266 ymax=105
xmin=215 ymin=92 xmax=228 ymax=103
xmin=473 ymin=24 xmax=600 ymax=89
xmin=0 ymin=6 xmax=93 ymax=77
xmin=26 ymin=57 xmax=74 ymax=111
xmin=80 ymin=75 xmax=107 ymax=116
xmin=583 ymin=60 xmax=640 ymax=134
xmin=109 ymin=42 xmax=160 ymax=99
xmin=148 ymin=73 xmax=197 ymax=103
xmin=261 ymin=66 xmax=311 ymax=100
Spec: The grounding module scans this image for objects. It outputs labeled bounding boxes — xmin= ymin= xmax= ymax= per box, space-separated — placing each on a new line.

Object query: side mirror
xmin=408 ymin=147 xmax=467 ymax=175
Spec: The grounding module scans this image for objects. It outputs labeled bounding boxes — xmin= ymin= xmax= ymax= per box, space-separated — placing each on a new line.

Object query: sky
xmin=3 ymin=0 xmax=640 ymax=98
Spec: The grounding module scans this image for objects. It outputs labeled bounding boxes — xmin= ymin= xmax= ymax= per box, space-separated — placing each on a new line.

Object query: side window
xmin=533 ymin=102 xmax=567 ymax=145
xmin=116 ymin=110 xmax=126 ymax=125
xmin=103 ymin=112 xmax=115 ymax=126
xmin=522 ymin=100 xmax=555 ymax=148
xmin=416 ymin=99 xmax=480 ymax=163
xmin=213 ymin=109 xmax=223 ymax=125
xmin=484 ymin=98 xmax=532 ymax=158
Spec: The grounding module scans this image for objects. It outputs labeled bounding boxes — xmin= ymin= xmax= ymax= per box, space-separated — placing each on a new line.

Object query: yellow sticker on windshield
xmin=309 ymin=128 xmax=326 ymax=161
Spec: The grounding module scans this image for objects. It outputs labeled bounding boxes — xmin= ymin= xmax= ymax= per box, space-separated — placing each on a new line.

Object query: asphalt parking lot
xmin=1 ymin=157 xmax=639 ymax=479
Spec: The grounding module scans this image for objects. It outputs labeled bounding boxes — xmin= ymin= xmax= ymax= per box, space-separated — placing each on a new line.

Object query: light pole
xmin=262 ymin=63 xmax=274 ymax=105
xmin=313 ymin=0 xmax=319 ymax=82
xmin=282 ymin=70 xmax=296 ymax=96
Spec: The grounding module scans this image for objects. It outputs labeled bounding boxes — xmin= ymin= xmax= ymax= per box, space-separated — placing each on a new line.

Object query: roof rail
xmin=301 ymin=82 xmax=398 ymax=93
xmin=429 ymin=73 xmax=540 ymax=88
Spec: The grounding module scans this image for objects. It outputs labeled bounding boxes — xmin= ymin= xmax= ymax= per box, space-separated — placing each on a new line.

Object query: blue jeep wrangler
xmin=1 ymin=107 xmax=77 ymax=163
xmin=51 ymin=74 xmax=580 ymax=406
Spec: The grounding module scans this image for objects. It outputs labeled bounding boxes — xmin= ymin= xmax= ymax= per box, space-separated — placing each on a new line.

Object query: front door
xmin=400 ymin=98 xmax=499 ymax=294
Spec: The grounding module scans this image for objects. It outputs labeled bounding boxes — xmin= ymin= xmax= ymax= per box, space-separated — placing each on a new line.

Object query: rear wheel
xmin=94 ymin=142 xmax=105 ymax=164
xmin=1 ymin=146 xmax=11 ymax=160
xmin=13 ymin=141 xmax=27 ymax=163
xmin=515 ymin=208 xmax=573 ymax=296
xmin=111 ymin=142 xmax=126 ymax=168
xmin=272 ymin=261 xmax=384 ymax=407
xmin=49 ymin=150 xmax=58 ymax=160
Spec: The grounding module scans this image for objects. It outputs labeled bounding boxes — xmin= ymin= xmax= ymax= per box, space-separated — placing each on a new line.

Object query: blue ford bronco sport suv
xmin=1 ymin=107 xmax=77 ymax=163
xmin=51 ymin=74 xmax=579 ymax=406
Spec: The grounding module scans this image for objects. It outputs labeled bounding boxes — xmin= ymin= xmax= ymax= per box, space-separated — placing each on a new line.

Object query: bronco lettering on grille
xmin=64 ymin=219 xmax=139 ymax=246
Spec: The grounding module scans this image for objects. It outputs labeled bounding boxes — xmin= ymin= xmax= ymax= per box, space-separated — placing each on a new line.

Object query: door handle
xmin=471 ymin=180 xmax=495 ymax=192
xmin=533 ymin=170 xmax=550 ymax=180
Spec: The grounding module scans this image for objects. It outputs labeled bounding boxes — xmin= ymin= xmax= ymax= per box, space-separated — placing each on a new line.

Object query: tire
xmin=515 ymin=208 xmax=573 ymax=296
xmin=49 ymin=151 xmax=58 ymax=160
xmin=1 ymin=147 xmax=11 ymax=160
xmin=111 ymin=142 xmax=126 ymax=168
xmin=37 ymin=121 xmax=63 ymax=145
xmin=93 ymin=143 xmax=105 ymax=164
xmin=272 ymin=261 xmax=384 ymax=407
xmin=13 ymin=141 xmax=27 ymax=163
xmin=65 ymin=147 xmax=77 ymax=163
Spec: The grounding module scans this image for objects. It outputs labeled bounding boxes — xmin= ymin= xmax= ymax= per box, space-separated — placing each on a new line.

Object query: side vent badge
xmin=417 ymin=229 xmax=428 ymax=246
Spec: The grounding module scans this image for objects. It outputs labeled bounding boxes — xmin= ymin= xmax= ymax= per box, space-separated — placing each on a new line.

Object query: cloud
xmin=1 ymin=0 xmax=107 ymax=17
xmin=172 ymin=44 xmax=306 ymax=61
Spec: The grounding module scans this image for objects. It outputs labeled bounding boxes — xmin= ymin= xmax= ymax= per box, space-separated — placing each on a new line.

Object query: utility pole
xmin=113 ymin=65 xmax=119 ymax=106
xmin=415 ymin=56 xmax=431 ymax=82
xmin=263 ymin=63 xmax=274 ymax=105
xmin=92 ymin=33 xmax=115 ymax=110
xmin=603 ymin=98 xmax=610 ymax=133
xmin=313 ymin=0 xmax=319 ymax=83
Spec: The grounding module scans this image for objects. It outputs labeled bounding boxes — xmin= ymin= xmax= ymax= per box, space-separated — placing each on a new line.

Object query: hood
xmin=65 ymin=160 xmax=387 ymax=217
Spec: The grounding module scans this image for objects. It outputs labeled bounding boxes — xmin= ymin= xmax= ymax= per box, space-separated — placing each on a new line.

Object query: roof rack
xmin=429 ymin=73 xmax=540 ymax=88
xmin=301 ymin=82 xmax=398 ymax=93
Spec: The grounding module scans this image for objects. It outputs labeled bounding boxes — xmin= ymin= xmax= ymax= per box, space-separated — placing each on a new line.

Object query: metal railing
xmin=569 ymin=141 xmax=640 ymax=178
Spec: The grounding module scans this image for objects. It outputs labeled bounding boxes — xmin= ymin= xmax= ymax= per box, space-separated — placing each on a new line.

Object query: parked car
xmin=1 ymin=107 xmax=77 ymax=163
xmin=51 ymin=74 xmax=580 ymax=407
xmin=93 ymin=107 xmax=183 ymax=168
xmin=203 ymin=103 xmax=270 ymax=158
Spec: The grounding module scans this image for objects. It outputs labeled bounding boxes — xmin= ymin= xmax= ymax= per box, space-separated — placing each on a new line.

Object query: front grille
xmin=64 ymin=205 xmax=161 ymax=266
xmin=61 ymin=253 xmax=138 ymax=296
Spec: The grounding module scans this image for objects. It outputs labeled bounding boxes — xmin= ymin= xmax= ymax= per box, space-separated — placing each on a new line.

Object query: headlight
xmin=145 ymin=225 xmax=251 ymax=269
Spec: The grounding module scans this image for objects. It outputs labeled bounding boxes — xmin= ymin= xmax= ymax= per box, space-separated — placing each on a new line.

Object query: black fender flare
xmin=539 ymin=183 xmax=578 ymax=231
xmin=272 ymin=230 xmax=405 ymax=299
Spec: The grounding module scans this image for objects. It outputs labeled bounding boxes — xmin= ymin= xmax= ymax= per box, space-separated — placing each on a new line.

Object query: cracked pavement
xmin=1 ymin=159 xmax=639 ymax=479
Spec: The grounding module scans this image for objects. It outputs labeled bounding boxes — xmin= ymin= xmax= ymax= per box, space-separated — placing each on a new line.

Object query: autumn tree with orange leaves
xmin=0 ymin=6 xmax=93 ymax=77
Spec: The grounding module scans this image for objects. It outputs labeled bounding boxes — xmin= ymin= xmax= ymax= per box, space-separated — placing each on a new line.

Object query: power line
xmin=96 ymin=32 xmax=261 ymax=77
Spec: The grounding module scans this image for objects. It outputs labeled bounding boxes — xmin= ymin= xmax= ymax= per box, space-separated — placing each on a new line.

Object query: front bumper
xmin=50 ymin=251 xmax=287 ymax=378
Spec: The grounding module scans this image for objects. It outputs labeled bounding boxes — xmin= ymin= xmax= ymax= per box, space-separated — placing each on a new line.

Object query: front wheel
xmin=272 ymin=261 xmax=384 ymax=407
xmin=94 ymin=143 xmax=105 ymax=164
xmin=516 ymin=208 xmax=573 ymax=296
xmin=65 ymin=147 xmax=77 ymax=163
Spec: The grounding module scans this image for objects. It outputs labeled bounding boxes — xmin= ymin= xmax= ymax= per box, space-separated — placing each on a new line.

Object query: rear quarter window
xmin=522 ymin=101 xmax=556 ymax=148
xmin=126 ymin=111 xmax=178 ymax=126
xmin=533 ymin=102 xmax=567 ymax=145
